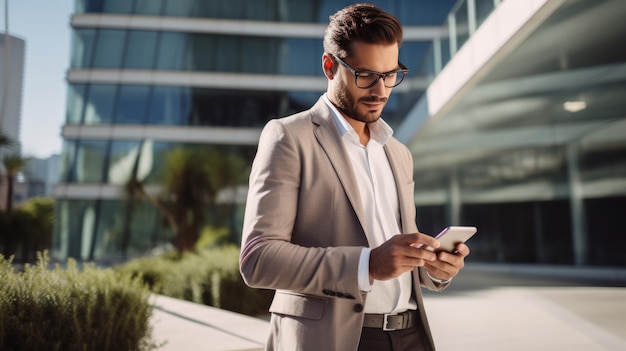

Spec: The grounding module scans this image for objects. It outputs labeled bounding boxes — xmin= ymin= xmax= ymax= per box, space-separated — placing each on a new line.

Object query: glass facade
xmin=410 ymin=0 xmax=626 ymax=267
xmin=59 ymin=0 xmax=457 ymax=261
xmin=75 ymin=0 xmax=457 ymax=25
xmin=72 ymin=29 xmax=323 ymax=75
xmin=65 ymin=83 xmax=416 ymax=127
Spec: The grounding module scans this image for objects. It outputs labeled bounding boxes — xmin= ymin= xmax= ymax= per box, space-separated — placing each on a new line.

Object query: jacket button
xmin=323 ymin=289 xmax=335 ymax=296
xmin=353 ymin=304 xmax=364 ymax=313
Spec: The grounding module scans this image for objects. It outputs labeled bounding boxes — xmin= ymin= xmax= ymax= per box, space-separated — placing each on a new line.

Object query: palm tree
xmin=126 ymin=144 xmax=247 ymax=253
xmin=0 ymin=132 xmax=12 ymax=147
xmin=0 ymin=130 xmax=16 ymax=212
xmin=2 ymin=153 xmax=28 ymax=212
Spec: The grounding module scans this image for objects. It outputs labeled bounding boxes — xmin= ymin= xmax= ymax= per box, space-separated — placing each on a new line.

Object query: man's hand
xmin=424 ymin=243 xmax=470 ymax=281
xmin=369 ymin=233 xmax=439 ymax=281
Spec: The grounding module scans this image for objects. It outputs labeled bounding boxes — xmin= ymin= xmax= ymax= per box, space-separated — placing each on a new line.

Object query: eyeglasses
xmin=332 ymin=54 xmax=409 ymax=89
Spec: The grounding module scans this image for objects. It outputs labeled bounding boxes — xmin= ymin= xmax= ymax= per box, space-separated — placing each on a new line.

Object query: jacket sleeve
xmin=239 ymin=119 xmax=363 ymax=301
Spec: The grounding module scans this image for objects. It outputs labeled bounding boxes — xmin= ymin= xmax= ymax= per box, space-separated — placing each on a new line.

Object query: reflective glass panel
xmin=74 ymin=139 xmax=108 ymax=183
xmin=91 ymin=200 xmax=127 ymax=260
xmin=92 ymin=29 xmax=126 ymax=68
xmin=107 ymin=140 xmax=142 ymax=185
xmin=155 ymin=32 xmax=187 ymax=70
xmin=453 ymin=1 xmax=470 ymax=52
xmin=140 ymin=141 xmax=173 ymax=183
xmin=115 ymin=85 xmax=150 ymax=124
xmin=124 ymin=31 xmax=158 ymax=69
xmin=66 ymin=84 xmax=87 ymax=124
xmin=475 ymin=0 xmax=496 ymax=28
xmin=146 ymin=86 xmax=190 ymax=125
xmin=282 ymin=39 xmax=321 ymax=76
xmin=78 ymin=0 xmax=458 ymax=25
xmin=134 ymin=0 xmax=163 ymax=15
xmin=162 ymin=0 xmax=195 ymax=17
xmin=103 ymin=0 xmax=133 ymax=13
xmin=52 ymin=199 xmax=98 ymax=260
xmin=83 ymin=84 xmax=118 ymax=124
xmin=71 ymin=29 xmax=96 ymax=68
xmin=60 ymin=139 xmax=77 ymax=182
xmin=78 ymin=0 xmax=104 ymax=13
xmin=74 ymin=84 xmax=412 ymax=127
xmin=125 ymin=201 xmax=167 ymax=255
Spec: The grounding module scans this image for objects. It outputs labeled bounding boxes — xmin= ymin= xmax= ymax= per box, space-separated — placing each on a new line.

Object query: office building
xmin=23 ymin=154 xmax=61 ymax=198
xmin=397 ymin=0 xmax=626 ymax=267
xmin=0 ymin=33 xmax=24 ymax=146
xmin=0 ymin=33 xmax=25 ymax=211
xmin=54 ymin=0 xmax=626 ymax=268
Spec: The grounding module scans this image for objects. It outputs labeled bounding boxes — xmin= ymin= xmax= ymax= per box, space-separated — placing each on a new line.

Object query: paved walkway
xmin=425 ymin=286 xmax=625 ymax=351
xmin=150 ymin=265 xmax=626 ymax=350
xmin=150 ymin=295 xmax=268 ymax=351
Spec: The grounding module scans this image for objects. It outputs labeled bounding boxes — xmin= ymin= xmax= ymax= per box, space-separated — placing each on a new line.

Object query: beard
xmin=334 ymin=82 xmax=388 ymax=124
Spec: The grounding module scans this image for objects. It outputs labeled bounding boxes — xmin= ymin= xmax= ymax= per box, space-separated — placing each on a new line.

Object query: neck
xmin=342 ymin=113 xmax=370 ymax=146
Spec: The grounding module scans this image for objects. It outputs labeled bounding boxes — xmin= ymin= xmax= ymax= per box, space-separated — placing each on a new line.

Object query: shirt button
xmin=353 ymin=304 xmax=364 ymax=313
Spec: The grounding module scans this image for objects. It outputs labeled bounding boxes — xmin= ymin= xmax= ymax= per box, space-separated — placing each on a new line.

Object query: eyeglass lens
xmin=356 ymin=72 xmax=402 ymax=88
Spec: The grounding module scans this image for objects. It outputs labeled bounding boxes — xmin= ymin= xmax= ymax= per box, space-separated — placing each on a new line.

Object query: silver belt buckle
xmin=382 ymin=313 xmax=398 ymax=331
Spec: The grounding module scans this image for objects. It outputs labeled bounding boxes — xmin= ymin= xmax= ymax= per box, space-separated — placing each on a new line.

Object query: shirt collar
xmin=322 ymin=93 xmax=393 ymax=146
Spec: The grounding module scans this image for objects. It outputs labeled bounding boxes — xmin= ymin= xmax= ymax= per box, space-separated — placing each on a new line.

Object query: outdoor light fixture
xmin=563 ymin=100 xmax=587 ymax=113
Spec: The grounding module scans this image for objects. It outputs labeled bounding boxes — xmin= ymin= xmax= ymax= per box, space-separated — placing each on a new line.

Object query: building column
xmin=467 ymin=0 xmax=477 ymax=35
xmin=567 ymin=144 xmax=587 ymax=266
xmin=448 ymin=168 xmax=461 ymax=225
xmin=448 ymin=13 xmax=457 ymax=55
xmin=433 ymin=37 xmax=442 ymax=75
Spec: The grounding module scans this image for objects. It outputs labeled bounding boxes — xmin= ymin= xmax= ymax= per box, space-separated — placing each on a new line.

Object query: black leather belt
xmin=362 ymin=310 xmax=417 ymax=331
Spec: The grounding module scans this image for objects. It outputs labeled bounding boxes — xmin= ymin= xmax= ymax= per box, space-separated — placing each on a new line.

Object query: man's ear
xmin=322 ymin=54 xmax=335 ymax=79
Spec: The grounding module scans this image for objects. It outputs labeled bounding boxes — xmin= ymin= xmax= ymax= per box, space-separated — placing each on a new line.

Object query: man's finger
xmin=403 ymin=233 xmax=440 ymax=250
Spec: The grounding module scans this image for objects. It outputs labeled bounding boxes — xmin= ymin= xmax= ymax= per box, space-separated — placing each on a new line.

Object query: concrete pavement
xmin=150 ymin=295 xmax=268 ymax=351
xmin=149 ymin=265 xmax=626 ymax=350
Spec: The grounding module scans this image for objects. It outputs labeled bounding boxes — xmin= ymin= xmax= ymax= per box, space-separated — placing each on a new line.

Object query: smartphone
xmin=431 ymin=226 xmax=477 ymax=253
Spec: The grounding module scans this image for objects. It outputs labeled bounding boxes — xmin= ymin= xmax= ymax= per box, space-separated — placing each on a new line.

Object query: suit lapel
xmin=310 ymin=99 xmax=370 ymax=241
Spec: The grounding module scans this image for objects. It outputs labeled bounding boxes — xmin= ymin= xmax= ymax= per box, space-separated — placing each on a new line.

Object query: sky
xmin=4 ymin=0 xmax=73 ymax=158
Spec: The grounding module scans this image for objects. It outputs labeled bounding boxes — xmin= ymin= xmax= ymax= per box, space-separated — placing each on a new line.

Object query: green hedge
xmin=115 ymin=246 xmax=274 ymax=317
xmin=0 ymin=252 xmax=159 ymax=351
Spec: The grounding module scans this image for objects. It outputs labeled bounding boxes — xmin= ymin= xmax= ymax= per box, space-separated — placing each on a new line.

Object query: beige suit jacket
xmin=240 ymin=97 xmax=446 ymax=351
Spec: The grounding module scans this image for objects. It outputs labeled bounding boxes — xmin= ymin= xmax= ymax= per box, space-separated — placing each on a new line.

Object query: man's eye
xmin=358 ymin=72 xmax=374 ymax=78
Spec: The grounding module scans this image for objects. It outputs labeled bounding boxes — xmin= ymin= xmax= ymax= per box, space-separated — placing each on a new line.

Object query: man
xmin=239 ymin=4 xmax=469 ymax=350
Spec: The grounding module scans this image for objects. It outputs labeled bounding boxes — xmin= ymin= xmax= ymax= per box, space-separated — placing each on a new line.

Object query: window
xmin=124 ymin=31 xmax=158 ymax=69
xmin=115 ymin=85 xmax=150 ymax=124
xmin=92 ymin=29 xmax=127 ymax=68
xmin=83 ymin=84 xmax=118 ymax=124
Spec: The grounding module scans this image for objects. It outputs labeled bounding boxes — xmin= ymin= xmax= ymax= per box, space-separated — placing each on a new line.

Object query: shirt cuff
xmin=426 ymin=271 xmax=452 ymax=284
xmin=358 ymin=248 xmax=372 ymax=292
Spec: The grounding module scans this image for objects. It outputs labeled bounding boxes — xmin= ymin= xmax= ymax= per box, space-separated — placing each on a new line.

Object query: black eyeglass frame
xmin=331 ymin=54 xmax=409 ymax=89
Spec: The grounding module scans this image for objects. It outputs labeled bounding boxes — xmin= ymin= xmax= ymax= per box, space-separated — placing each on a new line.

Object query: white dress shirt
xmin=323 ymin=94 xmax=417 ymax=314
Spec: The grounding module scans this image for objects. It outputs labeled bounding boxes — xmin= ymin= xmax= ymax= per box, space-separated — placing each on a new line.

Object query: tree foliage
xmin=126 ymin=145 xmax=248 ymax=253
xmin=2 ymin=153 xmax=29 ymax=212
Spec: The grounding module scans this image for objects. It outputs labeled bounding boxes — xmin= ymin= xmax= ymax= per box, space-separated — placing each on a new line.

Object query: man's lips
xmin=361 ymin=98 xmax=387 ymax=109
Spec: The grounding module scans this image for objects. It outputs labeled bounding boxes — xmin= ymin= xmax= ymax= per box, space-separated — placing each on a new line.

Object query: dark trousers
xmin=358 ymin=326 xmax=427 ymax=351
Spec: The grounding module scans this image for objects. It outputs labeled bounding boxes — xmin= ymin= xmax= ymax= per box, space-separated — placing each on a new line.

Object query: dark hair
xmin=323 ymin=3 xmax=403 ymax=58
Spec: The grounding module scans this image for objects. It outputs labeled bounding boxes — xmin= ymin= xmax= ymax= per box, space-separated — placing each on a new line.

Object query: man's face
xmin=329 ymin=42 xmax=400 ymax=124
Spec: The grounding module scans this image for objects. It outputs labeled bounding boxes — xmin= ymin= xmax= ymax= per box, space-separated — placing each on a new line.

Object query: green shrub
xmin=0 ymin=252 xmax=160 ymax=351
xmin=0 ymin=198 xmax=54 ymax=263
xmin=116 ymin=246 xmax=273 ymax=317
